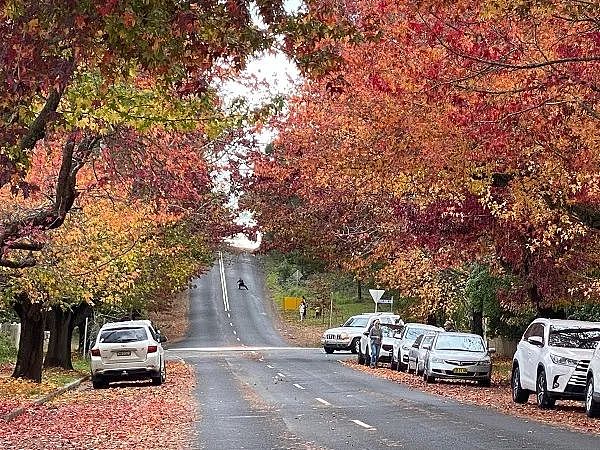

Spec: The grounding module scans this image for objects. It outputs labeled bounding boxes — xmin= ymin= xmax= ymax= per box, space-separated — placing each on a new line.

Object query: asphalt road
xmin=168 ymin=252 xmax=599 ymax=449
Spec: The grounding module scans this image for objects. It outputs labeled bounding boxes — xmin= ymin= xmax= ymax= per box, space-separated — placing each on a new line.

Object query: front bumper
xmin=429 ymin=362 xmax=491 ymax=381
xmin=321 ymin=338 xmax=352 ymax=350
xmin=545 ymin=361 xmax=589 ymax=399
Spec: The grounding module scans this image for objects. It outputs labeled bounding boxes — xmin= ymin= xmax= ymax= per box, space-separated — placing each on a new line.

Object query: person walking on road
xmin=299 ymin=299 xmax=307 ymax=322
xmin=369 ymin=319 xmax=383 ymax=368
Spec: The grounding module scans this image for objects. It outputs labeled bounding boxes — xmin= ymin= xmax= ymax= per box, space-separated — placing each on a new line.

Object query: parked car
xmin=422 ymin=332 xmax=494 ymax=386
xmin=586 ymin=342 xmax=600 ymax=417
xmin=357 ymin=313 xmax=402 ymax=366
xmin=392 ymin=323 xmax=444 ymax=371
xmin=90 ymin=320 xmax=167 ymax=389
xmin=407 ymin=333 xmax=438 ymax=375
xmin=511 ymin=318 xmax=600 ymax=409
xmin=321 ymin=314 xmax=375 ymax=354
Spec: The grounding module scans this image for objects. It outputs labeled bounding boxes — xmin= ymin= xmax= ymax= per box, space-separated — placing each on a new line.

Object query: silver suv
xmin=90 ymin=320 xmax=167 ymax=389
xmin=512 ymin=318 xmax=600 ymax=409
xmin=322 ymin=314 xmax=376 ymax=354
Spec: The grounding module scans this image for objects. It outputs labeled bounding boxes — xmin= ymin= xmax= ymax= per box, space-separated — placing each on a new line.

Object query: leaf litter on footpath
xmin=0 ymin=361 xmax=197 ymax=450
xmin=343 ymin=360 xmax=600 ymax=436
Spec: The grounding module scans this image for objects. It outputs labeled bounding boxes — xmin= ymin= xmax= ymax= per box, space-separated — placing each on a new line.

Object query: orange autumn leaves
xmin=245 ymin=0 xmax=600 ymax=309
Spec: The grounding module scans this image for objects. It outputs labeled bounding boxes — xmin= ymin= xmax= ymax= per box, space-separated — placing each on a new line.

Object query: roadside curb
xmin=2 ymin=375 xmax=90 ymax=423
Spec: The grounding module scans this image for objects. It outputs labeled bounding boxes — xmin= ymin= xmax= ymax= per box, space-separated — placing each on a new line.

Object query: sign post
xmin=369 ymin=289 xmax=385 ymax=312
xmin=292 ymin=269 xmax=303 ymax=286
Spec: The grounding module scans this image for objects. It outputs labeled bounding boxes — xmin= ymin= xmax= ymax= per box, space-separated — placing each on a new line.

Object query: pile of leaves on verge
xmin=0 ymin=361 xmax=197 ymax=449
xmin=344 ymin=360 xmax=599 ymax=436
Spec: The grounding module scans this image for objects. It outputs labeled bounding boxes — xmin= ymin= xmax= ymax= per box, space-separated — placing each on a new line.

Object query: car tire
xmin=478 ymin=377 xmax=491 ymax=387
xmin=407 ymin=361 xmax=414 ymax=374
xmin=536 ymin=369 xmax=555 ymax=409
xmin=511 ymin=364 xmax=529 ymax=404
xmin=390 ymin=359 xmax=398 ymax=370
xmin=92 ymin=376 xmax=108 ymax=389
xmin=357 ymin=346 xmax=365 ymax=365
xmin=365 ymin=346 xmax=371 ymax=366
xmin=152 ymin=360 xmax=165 ymax=386
xmin=324 ymin=347 xmax=335 ymax=354
xmin=351 ymin=338 xmax=360 ymax=354
xmin=586 ymin=377 xmax=600 ymax=418
xmin=396 ymin=351 xmax=402 ymax=372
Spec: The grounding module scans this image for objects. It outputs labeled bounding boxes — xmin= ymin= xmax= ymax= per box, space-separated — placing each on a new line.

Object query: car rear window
xmin=99 ymin=327 xmax=148 ymax=343
xmin=548 ymin=327 xmax=600 ymax=349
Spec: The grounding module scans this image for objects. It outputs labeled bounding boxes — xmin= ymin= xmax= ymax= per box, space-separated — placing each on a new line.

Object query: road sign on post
xmin=369 ymin=289 xmax=385 ymax=312
xmin=292 ymin=269 xmax=303 ymax=285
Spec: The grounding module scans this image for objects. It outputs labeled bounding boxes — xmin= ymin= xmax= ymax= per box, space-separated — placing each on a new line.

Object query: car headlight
xmin=476 ymin=358 xmax=491 ymax=366
xmin=402 ymin=345 xmax=411 ymax=350
xmin=431 ymin=357 xmax=444 ymax=364
xmin=550 ymin=354 xmax=578 ymax=367
xmin=340 ymin=333 xmax=349 ymax=340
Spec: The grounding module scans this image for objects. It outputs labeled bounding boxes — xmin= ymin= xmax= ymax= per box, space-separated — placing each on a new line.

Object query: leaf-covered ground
xmin=344 ymin=359 xmax=600 ymax=436
xmin=0 ymin=361 xmax=197 ymax=449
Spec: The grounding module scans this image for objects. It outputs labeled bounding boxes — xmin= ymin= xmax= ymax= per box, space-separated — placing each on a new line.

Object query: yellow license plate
xmin=453 ymin=367 xmax=467 ymax=374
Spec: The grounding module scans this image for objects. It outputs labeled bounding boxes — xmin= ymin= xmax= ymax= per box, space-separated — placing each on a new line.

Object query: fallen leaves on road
xmin=343 ymin=360 xmax=600 ymax=436
xmin=0 ymin=361 xmax=197 ymax=449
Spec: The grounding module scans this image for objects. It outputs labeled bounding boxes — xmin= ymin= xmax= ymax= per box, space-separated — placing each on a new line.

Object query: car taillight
xmin=90 ymin=348 xmax=100 ymax=357
xmin=147 ymin=345 xmax=158 ymax=353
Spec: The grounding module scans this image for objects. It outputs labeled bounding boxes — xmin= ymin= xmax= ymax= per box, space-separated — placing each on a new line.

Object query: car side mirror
xmin=527 ymin=336 xmax=543 ymax=347
xmin=363 ymin=331 xmax=369 ymax=336
xmin=159 ymin=335 xmax=167 ymax=343
xmin=488 ymin=347 xmax=496 ymax=354
xmin=422 ymin=344 xmax=431 ymax=350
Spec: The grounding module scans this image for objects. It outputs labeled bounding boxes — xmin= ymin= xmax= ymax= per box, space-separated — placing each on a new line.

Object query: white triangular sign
xmin=369 ymin=289 xmax=385 ymax=303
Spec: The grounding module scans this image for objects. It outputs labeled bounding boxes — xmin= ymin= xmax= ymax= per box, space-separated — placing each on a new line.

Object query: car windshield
xmin=342 ymin=317 xmax=369 ymax=327
xmin=100 ymin=327 xmax=148 ymax=343
xmin=548 ymin=327 xmax=600 ymax=349
xmin=434 ymin=335 xmax=485 ymax=352
xmin=404 ymin=327 xmax=434 ymax=343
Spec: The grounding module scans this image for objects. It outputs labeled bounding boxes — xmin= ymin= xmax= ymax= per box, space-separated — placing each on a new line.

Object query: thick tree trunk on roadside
xmin=471 ymin=308 xmax=484 ymax=337
xmin=45 ymin=303 xmax=93 ymax=369
xmin=12 ymin=294 xmax=46 ymax=382
xmin=44 ymin=306 xmax=74 ymax=370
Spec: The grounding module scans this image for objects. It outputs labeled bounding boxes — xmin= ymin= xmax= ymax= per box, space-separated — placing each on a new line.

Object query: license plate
xmin=453 ymin=367 xmax=467 ymax=374
xmin=116 ymin=351 xmax=131 ymax=357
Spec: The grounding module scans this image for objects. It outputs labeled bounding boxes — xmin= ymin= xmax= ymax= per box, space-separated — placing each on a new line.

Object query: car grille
xmin=444 ymin=360 xmax=476 ymax=366
xmin=567 ymin=359 xmax=590 ymax=388
xmin=382 ymin=344 xmax=393 ymax=351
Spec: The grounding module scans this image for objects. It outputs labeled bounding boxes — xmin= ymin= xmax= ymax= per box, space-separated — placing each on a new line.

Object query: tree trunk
xmin=12 ymin=294 xmax=46 ymax=382
xmin=44 ymin=306 xmax=74 ymax=370
xmin=471 ymin=308 xmax=484 ymax=337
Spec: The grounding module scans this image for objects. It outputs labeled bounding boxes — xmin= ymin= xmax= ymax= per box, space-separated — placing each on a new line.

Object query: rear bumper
xmin=92 ymin=367 xmax=159 ymax=382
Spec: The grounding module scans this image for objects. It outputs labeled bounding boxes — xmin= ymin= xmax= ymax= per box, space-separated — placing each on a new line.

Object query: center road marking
xmin=315 ymin=398 xmax=331 ymax=406
xmin=293 ymin=383 xmax=305 ymax=390
xmin=266 ymin=365 xmax=274 ymax=369
xmin=351 ymin=419 xmax=376 ymax=430
xmin=218 ymin=251 xmax=230 ymax=312
xmin=276 ymin=372 xmax=286 ymax=378
xmin=233 ymin=330 xmax=237 ymax=335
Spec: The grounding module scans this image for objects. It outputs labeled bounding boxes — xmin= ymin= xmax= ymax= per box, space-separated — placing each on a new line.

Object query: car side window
xmin=523 ymin=323 xmax=535 ymax=341
xmin=531 ymin=324 xmax=545 ymax=341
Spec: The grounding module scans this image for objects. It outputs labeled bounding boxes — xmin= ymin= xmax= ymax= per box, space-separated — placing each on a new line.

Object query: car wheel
xmin=478 ymin=378 xmax=491 ymax=387
xmin=511 ymin=364 xmax=529 ymax=404
xmin=365 ymin=346 xmax=371 ymax=366
xmin=152 ymin=360 xmax=164 ymax=386
xmin=407 ymin=361 xmax=414 ymax=374
xmin=536 ymin=369 xmax=555 ymax=409
xmin=324 ymin=347 xmax=335 ymax=354
xmin=586 ymin=377 xmax=600 ymax=418
xmin=357 ymin=346 xmax=365 ymax=365
xmin=390 ymin=358 xmax=398 ymax=371
xmin=160 ymin=360 xmax=167 ymax=383
xmin=396 ymin=351 xmax=403 ymax=372
xmin=351 ymin=338 xmax=360 ymax=354
xmin=92 ymin=376 xmax=108 ymax=389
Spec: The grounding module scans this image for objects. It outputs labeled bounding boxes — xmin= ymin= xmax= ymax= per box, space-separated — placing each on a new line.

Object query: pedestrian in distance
xmin=368 ymin=319 xmax=383 ymax=368
xmin=444 ymin=319 xmax=455 ymax=332
xmin=301 ymin=298 xmax=307 ymax=321
xmin=237 ymin=278 xmax=248 ymax=290
xmin=299 ymin=299 xmax=307 ymax=321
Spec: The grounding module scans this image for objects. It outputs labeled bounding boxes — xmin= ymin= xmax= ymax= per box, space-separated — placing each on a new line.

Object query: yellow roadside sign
xmin=283 ymin=296 xmax=302 ymax=311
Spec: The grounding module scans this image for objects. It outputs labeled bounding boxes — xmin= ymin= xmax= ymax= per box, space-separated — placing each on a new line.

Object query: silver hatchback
xmin=90 ymin=320 xmax=167 ymax=388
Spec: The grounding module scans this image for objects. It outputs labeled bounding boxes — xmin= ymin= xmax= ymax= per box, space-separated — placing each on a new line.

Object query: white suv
xmin=585 ymin=343 xmax=600 ymax=417
xmin=357 ymin=313 xmax=402 ymax=365
xmin=511 ymin=318 xmax=600 ymax=409
xmin=90 ymin=320 xmax=167 ymax=389
xmin=321 ymin=314 xmax=375 ymax=354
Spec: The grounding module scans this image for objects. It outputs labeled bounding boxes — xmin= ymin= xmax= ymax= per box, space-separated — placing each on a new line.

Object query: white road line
xmin=351 ymin=420 xmax=375 ymax=430
xmin=230 ymin=322 xmax=233 ymax=326
xmin=315 ymin=398 xmax=331 ymax=406
xmin=233 ymin=330 xmax=237 ymax=335
xmin=276 ymin=372 xmax=286 ymax=378
xmin=293 ymin=383 xmax=305 ymax=390
xmin=218 ymin=251 xmax=230 ymax=312
xmin=236 ymin=337 xmax=241 ymax=341
xmin=266 ymin=365 xmax=274 ymax=369
xmin=227 ymin=313 xmax=231 ymax=318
